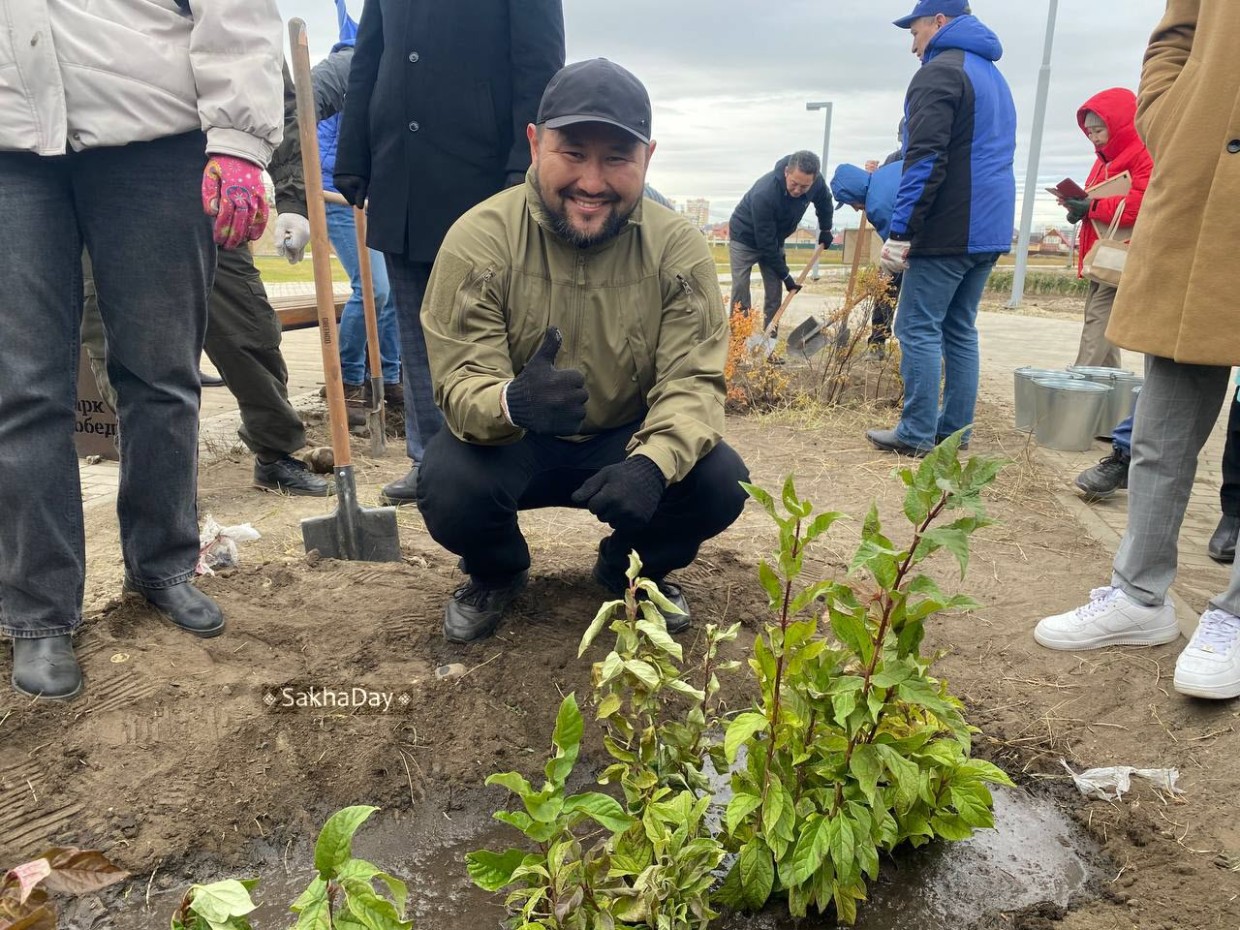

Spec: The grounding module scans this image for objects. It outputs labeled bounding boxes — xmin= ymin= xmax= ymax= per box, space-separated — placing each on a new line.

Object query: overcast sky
xmin=276 ymin=0 xmax=1166 ymax=230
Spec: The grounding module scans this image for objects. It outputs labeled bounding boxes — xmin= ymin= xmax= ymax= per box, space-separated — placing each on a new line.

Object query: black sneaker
xmin=443 ymin=571 xmax=528 ymax=643
xmin=1074 ymin=449 xmax=1130 ymax=501
xmin=254 ymin=455 xmax=331 ymax=496
xmin=592 ymin=560 xmax=691 ymax=634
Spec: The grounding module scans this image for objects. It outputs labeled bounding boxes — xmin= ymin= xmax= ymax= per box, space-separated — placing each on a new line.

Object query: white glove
xmin=273 ymin=213 xmax=311 ymax=264
xmin=879 ymin=238 xmax=911 ymax=275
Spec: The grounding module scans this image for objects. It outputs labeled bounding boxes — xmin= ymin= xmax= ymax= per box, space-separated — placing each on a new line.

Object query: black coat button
xmin=1229 ymin=139 xmax=1240 ymax=154
xmin=408 ymin=121 xmax=420 ymax=132
xmin=408 ymin=51 xmax=419 ymax=63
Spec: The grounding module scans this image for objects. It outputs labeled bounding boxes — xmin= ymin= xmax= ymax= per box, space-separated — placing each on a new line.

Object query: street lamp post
xmin=807 ymin=101 xmax=833 ymax=279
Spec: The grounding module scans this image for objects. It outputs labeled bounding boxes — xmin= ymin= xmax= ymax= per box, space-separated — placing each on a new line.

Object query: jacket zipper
xmin=676 ymin=273 xmax=709 ymax=342
xmin=452 ymin=267 xmax=494 ymax=338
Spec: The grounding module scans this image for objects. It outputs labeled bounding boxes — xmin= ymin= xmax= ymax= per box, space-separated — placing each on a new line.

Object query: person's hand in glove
xmin=818 ymin=230 xmax=833 ymax=248
xmin=273 ymin=213 xmax=311 ymax=264
xmin=783 ymin=275 xmax=803 ymax=294
xmin=1063 ymin=197 xmax=1090 ymax=225
xmin=571 ymin=455 xmax=667 ymax=530
xmin=503 ymin=327 xmax=589 ymax=435
xmin=201 ymin=154 xmax=269 ymax=250
xmin=879 ymin=238 xmax=911 ymax=275
xmin=334 ymin=174 xmax=369 ymax=209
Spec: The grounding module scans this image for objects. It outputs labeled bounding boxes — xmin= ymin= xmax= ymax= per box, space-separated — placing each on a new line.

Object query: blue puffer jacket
xmin=889 ymin=15 xmax=1016 ymax=256
xmin=318 ymin=0 xmax=357 ymax=194
xmin=830 ymin=162 xmax=901 ymax=241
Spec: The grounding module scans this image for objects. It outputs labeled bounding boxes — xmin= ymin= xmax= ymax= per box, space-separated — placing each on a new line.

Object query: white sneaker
xmin=1034 ymin=586 xmax=1180 ymax=651
xmin=1173 ymin=608 xmax=1240 ymax=699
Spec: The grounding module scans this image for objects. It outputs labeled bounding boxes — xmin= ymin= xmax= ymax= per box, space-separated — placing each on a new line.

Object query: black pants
xmin=417 ymin=423 xmax=750 ymax=584
xmin=1221 ymin=395 xmax=1240 ymax=518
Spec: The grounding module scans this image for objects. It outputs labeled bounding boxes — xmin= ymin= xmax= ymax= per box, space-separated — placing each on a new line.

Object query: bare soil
xmin=2 ymin=397 xmax=1238 ymax=929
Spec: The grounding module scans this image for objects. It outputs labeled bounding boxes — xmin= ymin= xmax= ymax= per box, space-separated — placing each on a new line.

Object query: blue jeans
xmin=1113 ymin=414 xmax=1133 ymax=456
xmin=893 ymin=252 xmax=1000 ymax=449
xmin=385 ymin=256 xmax=444 ymax=464
xmin=0 ymin=132 xmax=213 ymax=638
xmin=325 ymin=202 xmax=400 ymax=385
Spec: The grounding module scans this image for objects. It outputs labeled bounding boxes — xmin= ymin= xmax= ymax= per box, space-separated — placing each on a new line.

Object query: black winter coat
xmin=728 ymin=156 xmax=833 ymax=279
xmin=334 ymin=0 xmax=565 ymax=261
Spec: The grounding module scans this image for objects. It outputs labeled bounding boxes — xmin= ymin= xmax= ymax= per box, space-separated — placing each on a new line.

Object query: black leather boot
xmin=443 ymin=571 xmax=528 ymax=643
xmin=12 ymin=635 xmax=83 ymax=700
xmin=124 ymin=581 xmax=225 ymax=637
xmin=380 ymin=466 xmax=419 ymax=507
xmin=1209 ymin=514 xmax=1240 ymax=564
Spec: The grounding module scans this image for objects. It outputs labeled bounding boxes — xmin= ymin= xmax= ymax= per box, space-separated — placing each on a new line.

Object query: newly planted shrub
xmin=717 ymin=432 xmax=1013 ymax=923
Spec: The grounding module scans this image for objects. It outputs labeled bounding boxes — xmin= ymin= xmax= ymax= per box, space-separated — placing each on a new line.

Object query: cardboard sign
xmin=74 ymin=349 xmax=119 ymax=460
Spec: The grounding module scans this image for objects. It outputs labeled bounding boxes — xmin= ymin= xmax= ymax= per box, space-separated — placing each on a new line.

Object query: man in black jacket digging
xmin=728 ymin=151 xmax=833 ymax=331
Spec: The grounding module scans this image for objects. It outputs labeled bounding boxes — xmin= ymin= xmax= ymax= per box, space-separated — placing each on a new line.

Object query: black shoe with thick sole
xmin=1209 ymin=514 xmax=1240 ymax=564
xmin=866 ymin=427 xmax=931 ymax=458
xmin=1074 ymin=449 xmax=1130 ymax=501
xmin=443 ymin=571 xmax=528 ymax=643
xmin=254 ymin=455 xmax=331 ymax=496
xmin=591 ymin=560 xmax=691 ymax=633
xmin=380 ymin=466 xmax=419 ymax=506
xmin=11 ymin=635 xmax=83 ymax=700
xmin=123 ymin=581 xmax=225 ymax=637
xmin=199 ymin=370 xmax=226 ymax=387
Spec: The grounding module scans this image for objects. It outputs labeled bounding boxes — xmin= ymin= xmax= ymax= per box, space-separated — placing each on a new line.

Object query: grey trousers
xmin=728 ymin=240 xmax=783 ymax=327
xmin=1112 ymin=354 xmax=1240 ymax=614
xmin=1074 ymin=280 xmax=1121 ymax=368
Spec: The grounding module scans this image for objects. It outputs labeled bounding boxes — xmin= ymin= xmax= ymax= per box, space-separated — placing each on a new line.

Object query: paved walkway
xmin=77 ymin=282 xmax=1235 ymax=627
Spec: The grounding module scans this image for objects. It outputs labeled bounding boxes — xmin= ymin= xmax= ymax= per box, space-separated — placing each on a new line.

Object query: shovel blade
xmin=787 ymin=316 xmax=823 ymax=351
xmin=301 ymin=506 xmax=402 ymax=562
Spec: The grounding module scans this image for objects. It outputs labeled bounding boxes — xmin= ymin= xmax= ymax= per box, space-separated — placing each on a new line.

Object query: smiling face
xmin=784 ymin=167 xmax=816 ymax=198
xmin=528 ymin=122 xmax=655 ymax=248
xmin=909 ymin=14 xmax=947 ymax=58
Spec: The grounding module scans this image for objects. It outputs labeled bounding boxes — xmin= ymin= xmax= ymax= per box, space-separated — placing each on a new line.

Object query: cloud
xmin=277 ymin=0 xmax=1165 ymax=228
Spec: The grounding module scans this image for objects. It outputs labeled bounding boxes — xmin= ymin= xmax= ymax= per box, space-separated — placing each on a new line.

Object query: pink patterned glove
xmin=201 ymin=155 xmax=269 ymax=250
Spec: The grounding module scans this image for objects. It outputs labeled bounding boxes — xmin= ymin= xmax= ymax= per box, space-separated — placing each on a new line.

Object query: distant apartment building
xmin=683 ymin=198 xmax=710 ymax=229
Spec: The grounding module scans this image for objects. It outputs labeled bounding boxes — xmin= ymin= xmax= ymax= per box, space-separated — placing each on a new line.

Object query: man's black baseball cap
xmin=536 ymin=59 xmax=652 ymax=144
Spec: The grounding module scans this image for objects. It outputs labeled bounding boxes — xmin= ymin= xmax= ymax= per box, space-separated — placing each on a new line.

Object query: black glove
xmin=784 ymin=275 xmax=803 ymax=294
xmin=1063 ymin=197 xmax=1089 ymax=225
xmin=505 ymin=327 xmax=589 ymax=435
xmin=334 ymin=174 xmax=369 ymax=209
xmin=504 ymin=170 xmax=526 ymax=189
xmin=818 ymin=230 xmax=833 ymax=248
xmin=571 ymin=455 xmax=667 ymax=530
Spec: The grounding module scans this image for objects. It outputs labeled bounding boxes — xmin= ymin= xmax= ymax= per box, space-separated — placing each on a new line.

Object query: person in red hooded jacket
xmin=1057 ymin=88 xmax=1154 ymax=368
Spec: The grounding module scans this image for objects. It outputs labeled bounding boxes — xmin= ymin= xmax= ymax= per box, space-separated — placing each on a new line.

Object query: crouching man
xmin=417 ymin=59 xmax=750 ymax=643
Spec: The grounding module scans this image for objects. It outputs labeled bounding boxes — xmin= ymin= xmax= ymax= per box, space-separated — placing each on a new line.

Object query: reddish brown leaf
xmin=0 ymin=861 xmax=50 ymax=906
xmin=36 ymin=849 xmax=128 ymax=897
xmin=2 ymin=903 xmax=58 ymax=930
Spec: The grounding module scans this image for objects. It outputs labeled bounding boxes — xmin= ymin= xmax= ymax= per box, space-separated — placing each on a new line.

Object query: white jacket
xmin=0 ymin=0 xmax=283 ymax=165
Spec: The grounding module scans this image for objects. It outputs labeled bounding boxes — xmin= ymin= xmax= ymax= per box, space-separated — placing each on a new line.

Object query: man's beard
xmin=535 ymin=172 xmax=634 ymax=248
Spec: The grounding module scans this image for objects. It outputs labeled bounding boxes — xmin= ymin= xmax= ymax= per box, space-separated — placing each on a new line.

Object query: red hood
xmin=1077 ymin=87 xmax=1140 ymax=162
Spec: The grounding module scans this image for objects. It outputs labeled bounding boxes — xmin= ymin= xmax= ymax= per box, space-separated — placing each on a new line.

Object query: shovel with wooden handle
xmin=290 ymin=17 xmax=401 ymax=562
xmin=325 ymin=190 xmax=388 ymax=457
xmin=745 ymin=243 xmax=824 ymax=357
xmin=788 ymin=212 xmax=870 ymax=357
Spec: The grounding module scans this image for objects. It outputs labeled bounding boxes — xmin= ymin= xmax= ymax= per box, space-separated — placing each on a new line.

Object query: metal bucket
xmin=1067 ymin=366 xmax=1138 ymax=438
xmin=1101 ymin=373 xmax=1143 ymax=437
xmin=1032 ymin=378 xmax=1112 ymax=451
xmin=1014 ymin=367 xmax=1085 ymax=431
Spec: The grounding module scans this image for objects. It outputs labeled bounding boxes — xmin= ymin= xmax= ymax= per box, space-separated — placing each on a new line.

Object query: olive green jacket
xmin=422 ymin=179 xmax=728 ymax=483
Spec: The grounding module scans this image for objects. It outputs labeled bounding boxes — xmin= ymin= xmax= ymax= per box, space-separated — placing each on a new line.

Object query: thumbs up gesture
xmin=505 ymin=327 xmax=589 ymax=435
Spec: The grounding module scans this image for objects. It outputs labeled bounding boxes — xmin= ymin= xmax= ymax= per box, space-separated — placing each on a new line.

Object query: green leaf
xmin=635 ymin=617 xmax=682 ymax=661
xmin=724 ymin=711 xmax=769 ymax=765
xmin=950 ymin=784 xmax=995 ymax=831
xmin=465 ymin=849 xmax=531 ymax=892
xmin=737 ymin=839 xmax=775 ymax=911
xmin=597 ymin=651 xmax=625 ymax=686
xmin=622 ymin=658 xmax=661 ymax=689
xmin=742 ymin=482 xmax=778 ymax=520
xmin=849 ymin=744 xmax=882 ymax=802
xmin=551 ymin=694 xmax=583 ymax=764
xmin=724 ymin=792 xmax=763 ymax=835
xmin=578 ymin=600 xmax=621 ymax=657
xmin=757 ymin=560 xmax=784 ymax=607
xmin=783 ymin=815 xmax=827 ymax=886
xmin=594 ymin=692 xmax=622 ymax=720
xmin=805 ymin=510 xmax=844 ymax=543
xmin=829 ymin=609 xmax=873 ymax=666
xmin=186 ymin=881 xmax=257 ymax=923
xmin=562 ymin=792 xmax=633 ymax=832
xmin=485 ymin=771 xmax=534 ymax=799
xmin=871 ymin=659 xmax=915 ymax=689
xmin=338 ymin=875 xmax=411 ymax=929
xmin=915 ymin=526 xmax=971 ymax=576
xmin=664 ymin=677 xmax=706 ymax=702
xmin=636 ymin=578 xmax=685 ymax=618
xmin=291 ymin=877 xmax=330 ymax=929
xmin=313 ymin=806 xmax=378 ymax=880
xmin=930 ymin=813 xmax=974 ymax=842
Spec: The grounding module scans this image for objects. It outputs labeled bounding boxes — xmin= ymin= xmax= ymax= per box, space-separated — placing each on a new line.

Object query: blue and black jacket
xmin=889 ymin=15 xmax=1016 ymax=256
xmin=729 ymin=156 xmax=834 ymax=279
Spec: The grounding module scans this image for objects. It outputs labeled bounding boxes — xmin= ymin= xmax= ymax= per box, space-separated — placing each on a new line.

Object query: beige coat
xmin=1108 ymin=0 xmax=1240 ymax=365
